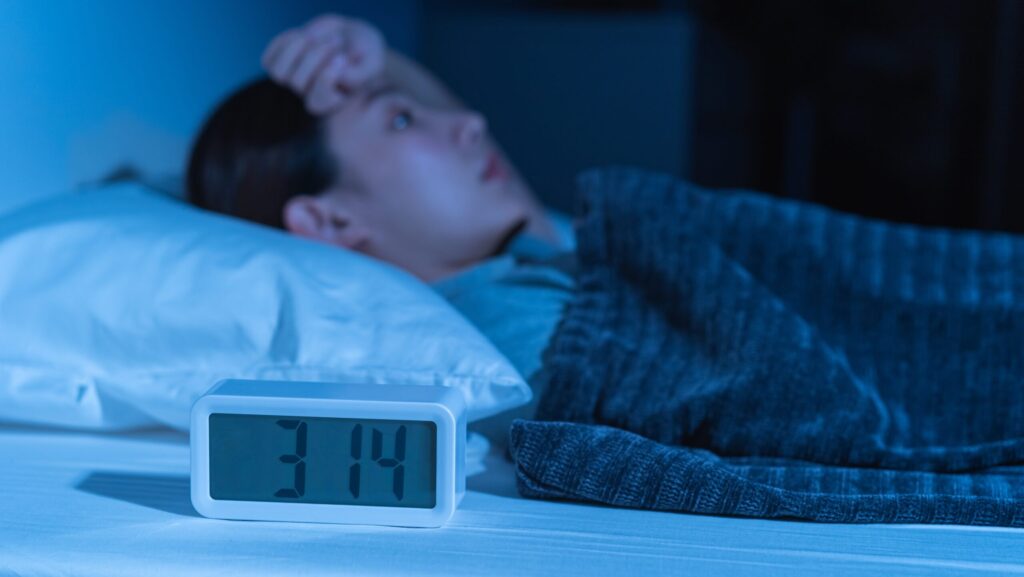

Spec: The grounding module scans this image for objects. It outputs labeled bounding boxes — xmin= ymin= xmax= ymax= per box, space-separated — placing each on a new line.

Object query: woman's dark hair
xmin=186 ymin=77 xmax=339 ymax=229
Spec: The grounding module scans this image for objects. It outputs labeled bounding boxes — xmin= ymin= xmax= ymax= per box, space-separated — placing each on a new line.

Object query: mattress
xmin=2 ymin=423 xmax=1023 ymax=576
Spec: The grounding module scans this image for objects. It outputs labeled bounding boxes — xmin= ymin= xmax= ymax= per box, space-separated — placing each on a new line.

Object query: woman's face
xmin=314 ymin=80 xmax=529 ymax=280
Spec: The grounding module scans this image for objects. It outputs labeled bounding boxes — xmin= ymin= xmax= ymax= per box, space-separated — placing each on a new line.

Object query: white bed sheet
xmin=2 ymin=423 xmax=1023 ymax=577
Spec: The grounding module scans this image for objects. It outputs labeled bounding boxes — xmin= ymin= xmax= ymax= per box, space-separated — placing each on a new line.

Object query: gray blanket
xmin=509 ymin=167 xmax=1024 ymax=525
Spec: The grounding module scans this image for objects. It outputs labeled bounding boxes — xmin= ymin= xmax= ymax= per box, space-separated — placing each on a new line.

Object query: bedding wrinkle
xmin=265 ymin=277 xmax=301 ymax=364
xmin=0 ymin=183 xmax=532 ymax=430
xmin=511 ymin=166 xmax=1024 ymax=526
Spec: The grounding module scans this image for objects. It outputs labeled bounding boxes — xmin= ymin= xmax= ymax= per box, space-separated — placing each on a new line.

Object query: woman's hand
xmin=261 ymin=14 xmax=388 ymax=115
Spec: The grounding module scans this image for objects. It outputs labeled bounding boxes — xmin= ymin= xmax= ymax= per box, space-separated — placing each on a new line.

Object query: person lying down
xmin=187 ymin=13 xmax=1024 ymax=526
xmin=186 ymin=14 xmax=574 ymax=439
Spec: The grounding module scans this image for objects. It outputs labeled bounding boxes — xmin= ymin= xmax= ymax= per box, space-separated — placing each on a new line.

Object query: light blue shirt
xmin=431 ymin=211 xmax=576 ymax=445
xmin=432 ymin=211 xmax=576 ymax=381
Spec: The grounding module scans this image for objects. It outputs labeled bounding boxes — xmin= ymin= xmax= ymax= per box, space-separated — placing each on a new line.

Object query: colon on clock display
xmin=209 ymin=414 xmax=437 ymax=508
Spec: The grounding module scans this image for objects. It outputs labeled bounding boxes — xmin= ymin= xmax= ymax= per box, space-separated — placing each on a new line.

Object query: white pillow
xmin=0 ymin=183 xmax=531 ymax=431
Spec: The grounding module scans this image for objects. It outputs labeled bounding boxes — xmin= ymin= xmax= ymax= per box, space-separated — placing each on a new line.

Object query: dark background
xmin=417 ymin=0 xmax=1024 ymax=232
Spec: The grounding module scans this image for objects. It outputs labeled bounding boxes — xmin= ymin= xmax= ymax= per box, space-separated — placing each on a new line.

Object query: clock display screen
xmin=209 ymin=414 xmax=436 ymax=508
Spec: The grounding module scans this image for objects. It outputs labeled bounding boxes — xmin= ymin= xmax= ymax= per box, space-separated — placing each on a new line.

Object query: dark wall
xmin=419 ymin=3 xmax=696 ymax=213
xmin=690 ymin=0 xmax=1024 ymax=233
xmin=419 ymin=0 xmax=1024 ymax=233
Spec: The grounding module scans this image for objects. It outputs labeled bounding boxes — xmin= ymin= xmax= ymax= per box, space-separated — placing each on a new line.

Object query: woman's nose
xmin=455 ymin=110 xmax=487 ymax=147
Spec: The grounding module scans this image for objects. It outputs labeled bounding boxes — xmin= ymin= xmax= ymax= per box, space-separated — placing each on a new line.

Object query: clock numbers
xmin=274 ymin=419 xmax=307 ymax=498
xmin=273 ymin=421 xmax=409 ymax=502
xmin=349 ymin=424 xmax=362 ymax=499
xmin=372 ymin=425 xmax=407 ymax=501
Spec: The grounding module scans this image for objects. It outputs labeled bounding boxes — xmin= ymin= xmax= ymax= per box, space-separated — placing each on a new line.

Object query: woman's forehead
xmin=359 ymin=83 xmax=401 ymax=110
xmin=326 ymin=82 xmax=402 ymax=133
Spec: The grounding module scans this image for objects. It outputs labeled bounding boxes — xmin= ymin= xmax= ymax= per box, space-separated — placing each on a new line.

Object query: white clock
xmin=190 ymin=379 xmax=466 ymax=528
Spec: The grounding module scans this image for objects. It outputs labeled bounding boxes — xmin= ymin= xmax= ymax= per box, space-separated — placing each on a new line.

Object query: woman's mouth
xmin=481 ymin=152 xmax=508 ymax=182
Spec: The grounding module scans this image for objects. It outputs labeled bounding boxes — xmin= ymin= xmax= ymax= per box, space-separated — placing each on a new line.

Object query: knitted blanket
xmin=509 ymin=167 xmax=1024 ymax=526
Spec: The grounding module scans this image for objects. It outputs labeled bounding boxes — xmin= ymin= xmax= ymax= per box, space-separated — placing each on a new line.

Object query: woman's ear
xmin=282 ymin=194 xmax=369 ymax=250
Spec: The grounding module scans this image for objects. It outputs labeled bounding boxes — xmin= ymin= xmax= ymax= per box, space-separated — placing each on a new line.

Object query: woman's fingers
xmin=262 ymin=14 xmax=389 ymax=116
xmin=305 ymin=14 xmax=346 ymax=41
xmin=306 ymin=55 xmax=350 ymax=115
xmin=261 ymin=28 xmax=297 ymax=72
xmin=289 ymin=36 xmax=344 ymax=94
xmin=350 ymin=38 xmax=386 ymax=85
xmin=265 ymin=33 xmax=313 ymax=83
xmin=329 ymin=24 xmax=385 ymax=88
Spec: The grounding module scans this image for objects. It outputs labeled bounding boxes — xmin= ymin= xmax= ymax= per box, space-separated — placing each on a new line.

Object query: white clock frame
xmin=190 ymin=379 xmax=466 ymax=528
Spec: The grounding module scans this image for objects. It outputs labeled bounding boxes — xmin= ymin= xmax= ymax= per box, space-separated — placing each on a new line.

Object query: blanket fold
xmin=509 ymin=167 xmax=1024 ymax=525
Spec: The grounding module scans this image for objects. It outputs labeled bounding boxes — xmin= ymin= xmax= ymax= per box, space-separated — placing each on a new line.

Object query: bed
xmin=2 ymin=422 xmax=1023 ymax=577
xmin=4 ymin=171 xmax=1024 ymax=575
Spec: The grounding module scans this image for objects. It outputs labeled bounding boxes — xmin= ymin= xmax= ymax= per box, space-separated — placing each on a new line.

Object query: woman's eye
xmin=390 ymin=110 xmax=413 ymax=131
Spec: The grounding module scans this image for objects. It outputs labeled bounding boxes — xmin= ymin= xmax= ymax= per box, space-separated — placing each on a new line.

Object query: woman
xmin=187 ymin=13 xmax=577 ymax=443
xmin=187 ymin=13 xmax=571 ymax=282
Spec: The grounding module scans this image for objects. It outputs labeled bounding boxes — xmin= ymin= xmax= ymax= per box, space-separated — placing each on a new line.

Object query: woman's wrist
xmin=384 ymin=49 xmax=465 ymax=110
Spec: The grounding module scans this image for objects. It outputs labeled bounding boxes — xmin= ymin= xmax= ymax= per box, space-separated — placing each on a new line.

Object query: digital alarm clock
xmin=190 ymin=379 xmax=466 ymax=528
